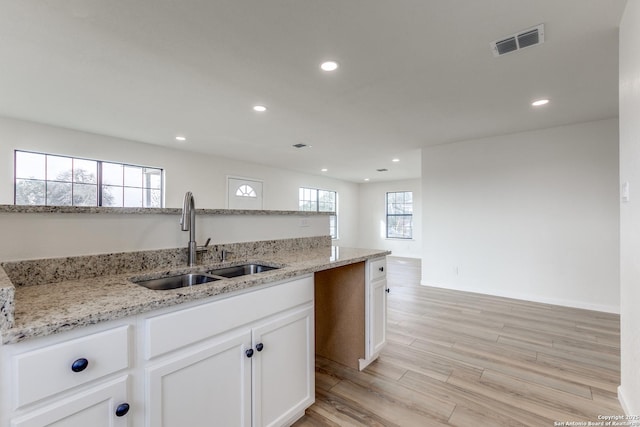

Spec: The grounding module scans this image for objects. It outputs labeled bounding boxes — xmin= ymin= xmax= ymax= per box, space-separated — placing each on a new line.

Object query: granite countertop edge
xmin=0 ymin=205 xmax=334 ymax=216
xmin=1 ymin=247 xmax=390 ymax=345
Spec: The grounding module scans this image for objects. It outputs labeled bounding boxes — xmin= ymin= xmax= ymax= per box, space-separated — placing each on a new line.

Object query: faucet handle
xmin=220 ymin=249 xmax=234 ymax=262
xmin=196 ymin=237 xmax=212 ymax=252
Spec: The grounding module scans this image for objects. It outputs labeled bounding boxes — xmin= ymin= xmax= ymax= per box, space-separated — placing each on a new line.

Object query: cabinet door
xmin=370 ymin=277 xmax=387 ymax=356
xmin=10 ymin=376 xmax=130 ymax=427
xmin=147 ymin=331 xmax=252 ymax=427
xmin=252 ymin=306 xmax=314 ymax=427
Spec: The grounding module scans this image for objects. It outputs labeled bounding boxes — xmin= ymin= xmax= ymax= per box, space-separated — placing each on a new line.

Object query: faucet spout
xmin=180 ymin=191 xmax=197 ymax=267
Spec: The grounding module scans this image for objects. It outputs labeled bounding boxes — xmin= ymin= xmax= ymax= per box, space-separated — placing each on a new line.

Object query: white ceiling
xmin=0 ymin=0 xmax=626 ymax=183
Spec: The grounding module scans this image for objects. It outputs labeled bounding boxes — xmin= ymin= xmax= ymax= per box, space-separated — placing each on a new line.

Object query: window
xmin=235 ymin=184 xmax=257 ymax=198
xmin=386 ymin=191 xmax=413 ymax=239
xmin=14 ymin=150 xmax=163 ymax=208
xmin=299 ymin=187 xmax=338 ymax=239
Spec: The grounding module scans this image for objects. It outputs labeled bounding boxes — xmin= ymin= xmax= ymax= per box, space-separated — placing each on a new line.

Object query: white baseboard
xmin=420 ymin=281 xmax=620 ymax=314
xmin=619 ymin=385 xmax=634 ymax=416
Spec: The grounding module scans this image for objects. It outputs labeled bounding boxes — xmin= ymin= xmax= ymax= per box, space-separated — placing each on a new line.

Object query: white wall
xmin=0 ymin=211 xmax=329 ymax=261
xmin=0 ymin=116 xmax=359 ymax=248
xmin=422 ymin=118 xmax=620 ymax=313
xmin=356 ymin=179 xmax=422 ymax=258
xmin=619 ymin=0 xmax=640 ymax=415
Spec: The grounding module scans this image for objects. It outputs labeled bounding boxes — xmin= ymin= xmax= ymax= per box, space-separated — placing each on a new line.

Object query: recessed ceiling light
xmin=175 ymin=136 xmax=186 ymax=141
xmin=320 ymin=61 xmax=339 ymax=72
xmin=531 ymin=99 xmax=549 ymax=107
xmin=364 ymin=178 xmax=370 ymax=181
xmin=321 ymin=168 xmax=328 ymax=172
xmin=392 ymin=158 xmax=400 ymax=162
xmin=253 ymin=105 xmax=267 ymax=112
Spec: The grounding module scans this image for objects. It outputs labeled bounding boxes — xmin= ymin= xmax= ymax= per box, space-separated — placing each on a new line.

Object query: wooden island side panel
xmin=314 ymin=262 xmax=365 ymax=369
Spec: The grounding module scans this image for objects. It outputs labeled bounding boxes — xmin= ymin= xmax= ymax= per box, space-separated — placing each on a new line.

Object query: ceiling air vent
xmin=490 ymin=24 xmax=544 ymax=57
xmin=376 ymin=168 xmax=388 ymax=172
xmin=292 ymin=143 xmax=308 ymax=148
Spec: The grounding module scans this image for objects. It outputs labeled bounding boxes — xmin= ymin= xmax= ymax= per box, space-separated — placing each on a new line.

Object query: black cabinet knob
xmin=379 ymin=267 xmax=384 ymax=272
xmin=256 ymin=343 xmax=264 ymax=352
xmin=246 ymin=349 xmax=254 ymax=358
xmin=115 ymin=403 xmax=130 ymax=417
xmin=71 ymin=358 xmax=89 ymax=372
xmin=385 ymin=288 xmax=390 ymax=293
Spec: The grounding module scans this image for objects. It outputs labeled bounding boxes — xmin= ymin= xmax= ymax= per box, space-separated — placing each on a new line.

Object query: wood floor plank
xmin=374 ymin=351 xmax=453 ymax=383
xmin=452 ymin=341 xmax=593 ymax=399
xmin=496 ymin=334 xmax=554 ymax=352
xmin=385 ymin=330 xmax=416 ymax=346
xmin=478 ymin=369 xmax=608 ymax=420
xmin=316 ymin=369 xmax=341 ymax=392
xmin=446 ymin=370 xmax=574 ymax=423
xmin=535 ymin=352 xmax=620 ymax=393
xmin=399 ymin=368 xmax=548 ymax=426
xmin=316 ymin=357 xmax=456 ymax=422
xmin=447 ymin=404 xmax=529 ymax=427
xmin=294 ymin=262 xmax=622 ymax=426
xmin=307 ymin=388 xmax=389 ymax=426
xmin=360 ymin=356 xmax=407 ymax=381
xmin=330 ymin=380 xmax=452 ymax=426
xmin=552 ymin=337 xmax=620 ymax=359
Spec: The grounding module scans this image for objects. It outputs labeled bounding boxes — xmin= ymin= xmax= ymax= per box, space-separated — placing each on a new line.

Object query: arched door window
xmin=227 ymin=177 xmax=263 ymax=209
xmin=235 ymin=184 xmax=257 ymax=198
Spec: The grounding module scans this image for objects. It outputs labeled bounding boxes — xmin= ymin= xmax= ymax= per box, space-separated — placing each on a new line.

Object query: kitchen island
xmin=0 ymin=237 xmax=389 ymax=427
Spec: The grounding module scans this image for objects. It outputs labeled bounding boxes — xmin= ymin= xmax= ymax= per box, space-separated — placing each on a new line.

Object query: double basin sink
xmin=133 ymin=264 xmax=279 ymax=291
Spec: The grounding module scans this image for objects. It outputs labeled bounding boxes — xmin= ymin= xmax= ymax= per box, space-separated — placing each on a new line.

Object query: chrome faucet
xmin=180 ymin=191 xmax=197 ymax=267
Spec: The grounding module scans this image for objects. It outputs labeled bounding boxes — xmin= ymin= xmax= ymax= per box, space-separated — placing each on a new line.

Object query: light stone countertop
xmin=0 ymin=204 xmax=333 ymax=216
xmin=1 ymin=246 xmax=389 ymax=345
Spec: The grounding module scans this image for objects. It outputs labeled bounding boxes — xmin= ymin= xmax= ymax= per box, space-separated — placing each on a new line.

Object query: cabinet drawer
xmin=145 ymin=275 xmax=314 ymax=359
xmin=10 ymin=375 xmax=129 ymax=427
xmin=12 ymin=325 xmax=130 ymax=409
xmin=369 ymin=258 xmax=387 ymax=280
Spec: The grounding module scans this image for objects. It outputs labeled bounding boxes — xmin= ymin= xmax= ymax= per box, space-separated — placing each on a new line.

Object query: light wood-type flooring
xmin=293 ymin=257 xmax=622 ymax=426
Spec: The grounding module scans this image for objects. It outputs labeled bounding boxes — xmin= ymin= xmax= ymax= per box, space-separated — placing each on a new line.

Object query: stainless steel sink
xmin=133 ymin=263 xmax=279 ymax=291
xmin=207 ymin=264 xmax=279 ymax=278
xmin=134 ymin=273 xmax=220 ymax=290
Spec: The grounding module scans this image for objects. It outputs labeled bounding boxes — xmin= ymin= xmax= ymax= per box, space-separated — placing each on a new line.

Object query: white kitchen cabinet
xmin=369 ymin=273 xmax=387 ymax=355
xmin=143 ymin=275 xmax=315 ymax=427
xmin=360 ymin=257 xmax=388 ymax=370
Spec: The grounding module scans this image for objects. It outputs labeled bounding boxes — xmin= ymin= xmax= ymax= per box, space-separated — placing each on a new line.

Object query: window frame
xmin=14 ymin=150 xmax=164 ymax=208
xmin=386 ymin=191 xmax=413 ymax=240
xmin=299 ymin=187 xmax=338 ymax=239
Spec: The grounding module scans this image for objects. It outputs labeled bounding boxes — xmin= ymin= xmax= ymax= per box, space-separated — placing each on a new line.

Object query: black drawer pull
xmin=378 ymin=266 xmax=384 ymax=272
xmin=256 ymin=343 xmax=264 ymax=352
xmin=246 ymin=349 xmax=254 ymax=358
xmin=115 ymin=403 xmax=130 ymax=417
xmin=71 ymin=358 xmax=89 ymax=372
xmin=385 ymin=288 xmax=390 ymax=293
